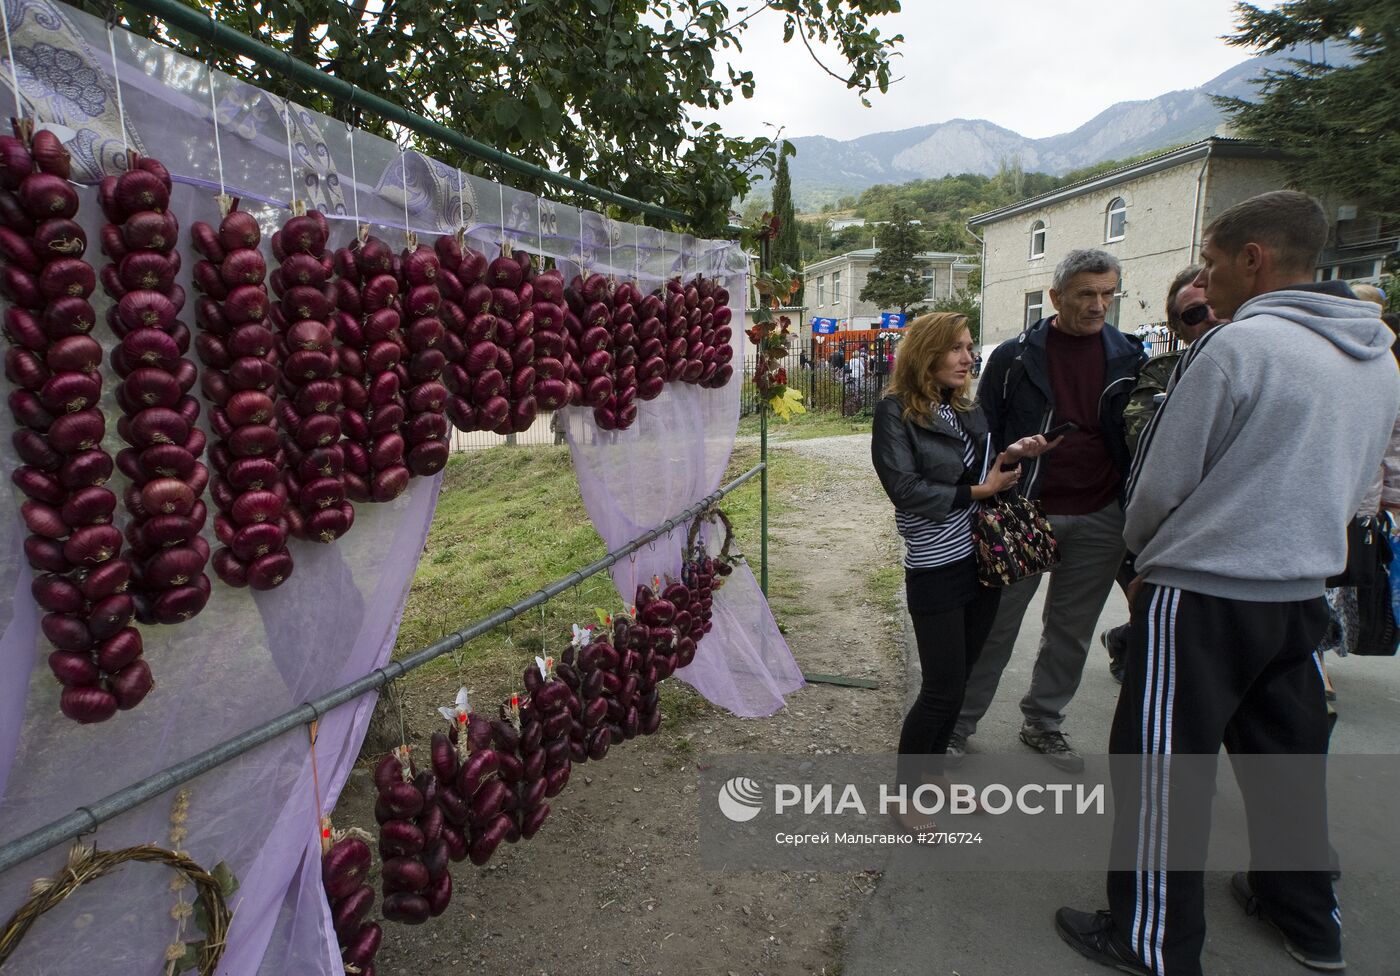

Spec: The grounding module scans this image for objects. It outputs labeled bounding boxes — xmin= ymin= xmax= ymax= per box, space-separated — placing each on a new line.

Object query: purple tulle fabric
xmin=563 ymin=354 xmax=805 ymax=719
xmin=0 ymin=3 xmax=797 ymax=973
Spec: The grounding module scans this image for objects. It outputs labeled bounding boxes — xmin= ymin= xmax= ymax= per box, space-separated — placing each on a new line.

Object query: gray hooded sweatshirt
xmin=1124 ymin=288 xmax=1400 ymax=602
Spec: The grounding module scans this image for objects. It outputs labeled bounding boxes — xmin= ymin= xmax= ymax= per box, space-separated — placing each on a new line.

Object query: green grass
xmin=392 ymin=441 xmax=831 ymax=705
xmin=737 ymin=410 xmax=872 ymax=441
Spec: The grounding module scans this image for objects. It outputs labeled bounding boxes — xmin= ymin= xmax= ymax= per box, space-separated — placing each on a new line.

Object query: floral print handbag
xmin=974 ymin=490 xmax=1059 ymax=587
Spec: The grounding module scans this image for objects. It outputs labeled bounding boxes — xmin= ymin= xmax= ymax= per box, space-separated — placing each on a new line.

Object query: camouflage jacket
xmin=1124 ymin=350 xmax=1182 ymax=455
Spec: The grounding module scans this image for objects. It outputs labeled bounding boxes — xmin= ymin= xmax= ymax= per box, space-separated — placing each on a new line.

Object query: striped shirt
xmin=897 ymin=404 xmax=978 ymax=569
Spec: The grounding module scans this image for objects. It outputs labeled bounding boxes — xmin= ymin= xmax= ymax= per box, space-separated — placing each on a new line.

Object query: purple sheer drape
xmin=562 ymin=258 xmax=804 ymax=718
xmin=0 ymin=3 xmax=768 ymax=972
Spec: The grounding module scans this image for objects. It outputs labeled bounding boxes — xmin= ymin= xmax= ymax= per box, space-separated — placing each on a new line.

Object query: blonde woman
xmin=871 ymin=313 xmax=1055 ymax=826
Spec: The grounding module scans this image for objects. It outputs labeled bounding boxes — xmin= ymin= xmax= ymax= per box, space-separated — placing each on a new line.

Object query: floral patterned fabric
xmin=973 ymin=492 xmax=1059 ymax=587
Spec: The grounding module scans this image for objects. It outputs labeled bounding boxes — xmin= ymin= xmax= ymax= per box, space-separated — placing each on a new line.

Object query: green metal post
xmin=760 ymin=405 xmax=769 ymax=596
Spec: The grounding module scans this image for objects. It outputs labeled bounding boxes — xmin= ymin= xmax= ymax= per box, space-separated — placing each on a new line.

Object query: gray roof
xmin=804 ymin=248 xmax=975 ymax=274
xmin=967 ymin=137 xmax=1288 ymax=227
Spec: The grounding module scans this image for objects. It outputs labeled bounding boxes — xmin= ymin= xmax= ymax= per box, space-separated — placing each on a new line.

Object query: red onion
xmin=101 ymin=154 xmax=211 ymax=626
xmin=191 ymin=203 xmax=294 ymax=587
xmin=396 ymin=244 xmax=452 ymax=475
xmin=270 ymin=210 xmax=351 ymax=538
xmin=0 ymin=134 xmax=147 ymax=723
xmin=321 ymin=832 xmax=382 ymax=974
xmin=330 ymin=236 xmax=409 ymax=503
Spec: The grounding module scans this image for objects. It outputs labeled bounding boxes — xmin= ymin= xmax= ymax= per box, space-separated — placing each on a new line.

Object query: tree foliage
xmin=770 ymin=149 xmax=801 ymax=300
xmin=102 ymin=0 xmax=902 ymax=234
xmin=859 ymin=205 xmax=928 ymax=316
xmin=930 ymin=289 xmax=981 ymax=342
xmin=1218 ymin=0 xmax=1400 ymax=214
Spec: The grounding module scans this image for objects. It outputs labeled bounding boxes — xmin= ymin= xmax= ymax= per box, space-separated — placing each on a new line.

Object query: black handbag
xmin=973 ymin=490 xmax=1059 ymax=588
xmin=1349 ymin=514 xmax=1399 ymax=656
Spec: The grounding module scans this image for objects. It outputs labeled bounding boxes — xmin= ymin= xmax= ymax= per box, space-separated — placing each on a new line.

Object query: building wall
xmin=804 ymin=256 xmax=971 ymax=329
xmin=980 ymin=164 xmax=1203 ymax=345
xmin=979 ymin=155 xmax=1297 ymax=347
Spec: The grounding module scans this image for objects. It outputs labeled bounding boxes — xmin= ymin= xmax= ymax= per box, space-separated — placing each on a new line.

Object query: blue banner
xmin=880 ymin=312 xmax=907 ymax=329
xmin=811 ymin=317 xmax=839 ymax=335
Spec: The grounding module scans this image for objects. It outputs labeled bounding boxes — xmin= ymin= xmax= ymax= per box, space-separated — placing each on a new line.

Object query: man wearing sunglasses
xmin=1102 ymin=268 xmax=1225 ymax=680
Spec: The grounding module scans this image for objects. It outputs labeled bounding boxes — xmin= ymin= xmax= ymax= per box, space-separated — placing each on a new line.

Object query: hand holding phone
xmin=1045 ymin=421 xmax=1079 ymax=440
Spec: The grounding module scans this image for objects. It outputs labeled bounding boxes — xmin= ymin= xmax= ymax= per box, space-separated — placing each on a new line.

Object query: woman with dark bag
xmin=871 ymin=312 xmax=1055 ymax=831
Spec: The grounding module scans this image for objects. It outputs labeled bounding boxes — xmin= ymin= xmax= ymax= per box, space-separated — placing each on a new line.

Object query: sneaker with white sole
xmin=1231 ymin=872 xmax=1345 ymax=972
xmin=1019 ymin=724 xmax=1084 ymax=773
xmin=1054 ymin=907 xmax=1151 ymax=976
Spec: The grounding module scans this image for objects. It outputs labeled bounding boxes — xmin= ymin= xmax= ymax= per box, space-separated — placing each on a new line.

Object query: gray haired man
xmin=952 ymin=249 xmax=1145 ymax=771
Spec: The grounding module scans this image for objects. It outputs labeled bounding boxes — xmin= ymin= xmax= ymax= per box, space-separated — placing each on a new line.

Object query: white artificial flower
xmin=437 ymin=687 xmax=470 ymax=725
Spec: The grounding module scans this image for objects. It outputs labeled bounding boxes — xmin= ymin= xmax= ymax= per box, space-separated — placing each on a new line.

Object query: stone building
xmin=801 ymin=248 xmax=976 ymax=331
xmin=966 ymin=138 xmax=1308 ymax=345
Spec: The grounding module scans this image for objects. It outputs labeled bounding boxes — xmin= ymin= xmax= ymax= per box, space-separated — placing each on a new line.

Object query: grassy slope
xmin=736 ymin=410 xmax=872 ymax=441
xmin=392 ymin=442 xmax=829 ymax=699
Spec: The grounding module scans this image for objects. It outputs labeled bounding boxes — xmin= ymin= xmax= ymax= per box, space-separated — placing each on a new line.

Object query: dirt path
xmin=344 ymin=433 xmax=903 ymax=976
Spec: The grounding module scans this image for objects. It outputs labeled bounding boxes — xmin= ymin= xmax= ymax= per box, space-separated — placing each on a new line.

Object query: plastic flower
xmin=571 ymin=623 xmax=593 ymax=648
xmin=438 ymin=687 xmax=470 ymax=726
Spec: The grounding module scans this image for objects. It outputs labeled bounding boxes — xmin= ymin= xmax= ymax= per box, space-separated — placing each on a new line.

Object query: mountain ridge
xmin=778 ymin=47 xmax=1342 ymax=209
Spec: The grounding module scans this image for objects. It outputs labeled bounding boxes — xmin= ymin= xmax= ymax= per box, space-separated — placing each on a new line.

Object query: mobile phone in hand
xmin=1045 ymin=421 xmax=1079 ymax=440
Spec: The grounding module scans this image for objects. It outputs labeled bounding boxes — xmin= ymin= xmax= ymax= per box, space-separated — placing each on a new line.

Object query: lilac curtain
xmin=560 ymin=235 xmax=804 ymax=717
xmin=0 ymin=2 xmax=767 ymax=973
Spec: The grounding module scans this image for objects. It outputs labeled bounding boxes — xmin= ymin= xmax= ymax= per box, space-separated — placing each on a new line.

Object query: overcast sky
xmin=702 ymin=0 xmax=1282 ymax=143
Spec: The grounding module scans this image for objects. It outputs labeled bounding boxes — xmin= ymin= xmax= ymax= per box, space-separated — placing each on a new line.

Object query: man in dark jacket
xmin=950 ymin=248 xmax=1144 ymax=772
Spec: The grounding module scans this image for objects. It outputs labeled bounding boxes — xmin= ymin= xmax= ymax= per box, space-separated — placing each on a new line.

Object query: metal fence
xmin=741 ymin=334 xmax=900 ymax=418
xmin=450 ymin=413 xmax=566 ymax=451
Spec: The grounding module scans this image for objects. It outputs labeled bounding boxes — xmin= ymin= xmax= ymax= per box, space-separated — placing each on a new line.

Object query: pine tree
xmin=859 ymin=205 xmax=929 ymax=317
xmin=770 ymin=151 xmax=802 ymax=303
xmin=1218 ymin=1 xmax=1400 ymax=214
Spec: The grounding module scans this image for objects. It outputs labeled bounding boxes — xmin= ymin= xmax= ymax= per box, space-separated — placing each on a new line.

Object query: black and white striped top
xmin=897 ymin=404 xmax=978 ymax=569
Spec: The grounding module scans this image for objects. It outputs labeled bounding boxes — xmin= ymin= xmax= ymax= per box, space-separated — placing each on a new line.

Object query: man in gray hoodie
xmin=1056 ymin=191 xmax=1400 ymax=976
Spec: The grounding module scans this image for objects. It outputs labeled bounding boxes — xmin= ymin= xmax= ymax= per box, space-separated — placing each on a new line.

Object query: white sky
xmin=702 ymin=0 xmax=1283 ymax=143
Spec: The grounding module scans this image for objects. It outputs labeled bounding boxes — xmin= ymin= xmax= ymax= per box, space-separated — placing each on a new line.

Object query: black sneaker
xmin=1020 ymin=724 xmax=1085 ymax=773
xmin=1230 ymin=873 xmax=1346 ymax=972
xmin=945 ymin=732 xmax=968 ymax=768
xmin=1101 ymin=626 xmax=1127 ymax=684
xmin=1054 ymin=907 xmax=1151 ymax=976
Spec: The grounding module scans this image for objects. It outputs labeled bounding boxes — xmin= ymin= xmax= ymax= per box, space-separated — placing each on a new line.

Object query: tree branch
xmin=794 ymin=18 xmax=856 ymax=86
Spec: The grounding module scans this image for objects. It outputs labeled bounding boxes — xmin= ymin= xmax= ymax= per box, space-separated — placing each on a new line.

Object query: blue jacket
xmin=978 ymin=317 xmax=1145 ymax=500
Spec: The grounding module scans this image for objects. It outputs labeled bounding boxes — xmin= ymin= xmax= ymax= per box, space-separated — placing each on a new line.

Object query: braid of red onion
xmin=99 ymin=153 xmax=212 ymax=632
xmin=1 ymin=128 xmax=144 ymax=723
xmin=270 ymin=210 xmax=354 ymax=542
xmin=191 ymin=203 xmax=294 ymax=590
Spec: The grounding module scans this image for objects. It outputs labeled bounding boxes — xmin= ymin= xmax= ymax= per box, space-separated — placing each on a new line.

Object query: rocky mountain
xmin=780 ymin=46 xmax=1346 ymax=208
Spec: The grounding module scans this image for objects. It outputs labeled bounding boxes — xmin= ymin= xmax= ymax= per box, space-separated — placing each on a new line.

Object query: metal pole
xmin=0 ymin=464 xmax=764 ymax=875
xmin=116 ymin=0 xmax=744 ymax=237
xmin=760 ymin=405 xmax=769 ymax=596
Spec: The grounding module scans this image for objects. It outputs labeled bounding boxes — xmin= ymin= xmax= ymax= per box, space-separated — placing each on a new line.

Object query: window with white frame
xmin=1030 ymin=220 xmax=1046 ymax=259
xmin=1317 ymin=259 xmax=1382 ymax=283
xmin=1108 ymin=277 xmax=1125 ymax=327
xmin=923 ymin=268 xmax=936 ymax=299
xmin=1105 ymin=198 xmax=1127 ymax=242
xmin=816 ymin=276 xmax=825 ymax=305
xmin=1024 ymin=290 xmax=1044 ymax=328
xmin=833 ymin=270 xmax=842 ymax=304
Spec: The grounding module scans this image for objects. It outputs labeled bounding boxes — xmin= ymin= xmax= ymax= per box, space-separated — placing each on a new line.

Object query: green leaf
xmin=211 ymin=861 xmax=240 ymax=899
xmin=175 ymin=941 xmax=203 ymax=975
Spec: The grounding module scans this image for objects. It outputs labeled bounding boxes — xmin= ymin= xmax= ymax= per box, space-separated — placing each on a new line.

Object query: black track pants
xmin=1105 ymin=584 xmax=1339 ymax=975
